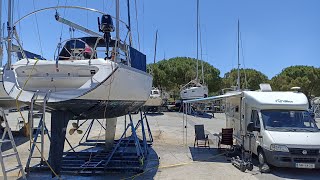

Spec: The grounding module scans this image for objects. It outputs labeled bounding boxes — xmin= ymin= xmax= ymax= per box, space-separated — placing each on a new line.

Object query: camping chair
xmin=218 ymin=128 xmax=233 ymax=149
xmin=194 ymin=125 xmax=210 ymax=148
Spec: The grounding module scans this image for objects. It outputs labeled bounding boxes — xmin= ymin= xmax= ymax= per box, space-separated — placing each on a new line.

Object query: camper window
xmin=251 ymin=110 xmax=260 ymax=127
xmin=261 ymin=110 xmax=319 ymax=132
xmin=235 ymin=106 xmax=239 ymax=112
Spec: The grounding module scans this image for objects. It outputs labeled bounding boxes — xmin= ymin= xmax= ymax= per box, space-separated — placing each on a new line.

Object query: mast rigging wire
xmin=240 ymin=31 xmax=248 ymax=89
xmin=32 ymin=0 xmax=44 ymax=58
xmin=134 ymin=0 xmax=140 ymax=50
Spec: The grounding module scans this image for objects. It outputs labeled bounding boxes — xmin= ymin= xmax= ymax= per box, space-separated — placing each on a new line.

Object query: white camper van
xmin=225 ymin=88 xmax=320 ymax=170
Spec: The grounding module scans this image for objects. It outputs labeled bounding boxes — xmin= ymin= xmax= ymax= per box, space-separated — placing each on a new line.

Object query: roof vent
xmin=259 ymin=83 xmax=272 ymax=92
xmin=290 ymin=87 xmax=301 ymax=92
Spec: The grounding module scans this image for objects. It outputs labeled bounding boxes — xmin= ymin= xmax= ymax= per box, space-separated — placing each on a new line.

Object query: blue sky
xmin=1 ymin=0 xmax=320 ymax=78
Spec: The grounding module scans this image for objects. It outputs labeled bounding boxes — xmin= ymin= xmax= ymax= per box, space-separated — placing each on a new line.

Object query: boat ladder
xmin=0 ymin=108 xmax=26 ymax=180
xmin=26 ymin=90 xmax=51 ymax=172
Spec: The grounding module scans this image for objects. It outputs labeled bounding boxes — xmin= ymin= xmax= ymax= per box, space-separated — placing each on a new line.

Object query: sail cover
xmin=130 ymin=47 xmax=146 ymax=72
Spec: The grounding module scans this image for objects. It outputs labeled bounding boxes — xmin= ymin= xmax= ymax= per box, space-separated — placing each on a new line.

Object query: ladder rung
xmin=32 ymin=113 xmax=43 ymax=117
xmin=5 ymin=165 xmax=22 ymax=173
xmin=2 ymin=152 xmax=17 ymax=158
xmin=35 ymin=100 xmax=45 ymax=102
xmin=0 ymin=139 xmax=11 ymax=143
xmin=31 ymin=141 xmax=42 ymax=144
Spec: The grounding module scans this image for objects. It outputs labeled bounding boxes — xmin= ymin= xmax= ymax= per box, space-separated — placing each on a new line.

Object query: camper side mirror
xmin=310 ymin=112 xmax=315 ymax=119
xmin=247 ymin=122 xmax=260 ymax=132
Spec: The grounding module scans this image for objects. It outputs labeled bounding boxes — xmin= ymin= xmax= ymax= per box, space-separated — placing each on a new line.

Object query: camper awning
xmin=184 ymin=91 xmax=242 ymax=103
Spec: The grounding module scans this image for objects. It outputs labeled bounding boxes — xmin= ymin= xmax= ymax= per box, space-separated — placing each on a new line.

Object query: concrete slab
xmin=0 ymin=111 xmax=319 ymax=179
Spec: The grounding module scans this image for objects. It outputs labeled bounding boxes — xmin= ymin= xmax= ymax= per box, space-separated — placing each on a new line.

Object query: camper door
xmin=249 ymin=109 xmax=262 ymax=154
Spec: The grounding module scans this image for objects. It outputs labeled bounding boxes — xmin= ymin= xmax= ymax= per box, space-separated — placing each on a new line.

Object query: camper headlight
xmin=270 ymin=144 xmax=289 ymax=152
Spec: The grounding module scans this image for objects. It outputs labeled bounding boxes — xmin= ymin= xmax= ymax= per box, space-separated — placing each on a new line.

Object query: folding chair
xmin=218 ymin=128 xmax=233 ymax=149
xmin=194 ymin=124 xmax=210 ymax=148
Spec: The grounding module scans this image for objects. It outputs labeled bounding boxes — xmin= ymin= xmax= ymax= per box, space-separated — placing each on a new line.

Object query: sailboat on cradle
xmin=180 ymin=0 xmax=208 ymax=100
xmin=2 ymin=1 xmax=153 ymax=119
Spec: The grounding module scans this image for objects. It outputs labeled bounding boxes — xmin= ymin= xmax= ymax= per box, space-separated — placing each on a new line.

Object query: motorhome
xmin=225 ymin=85 xmax=320 ymax=170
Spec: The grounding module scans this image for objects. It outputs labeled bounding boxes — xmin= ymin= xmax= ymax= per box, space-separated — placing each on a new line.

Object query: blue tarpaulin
xmin=14 ymin=44 xmax=46 ymax=60
xmin=129 ymin=47 xmax=146 ymax=72
xmin=17 ymin=50 xmax=46 ymax=60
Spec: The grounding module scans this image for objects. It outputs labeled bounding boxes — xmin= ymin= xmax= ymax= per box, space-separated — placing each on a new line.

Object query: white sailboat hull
xmin=180 ymin=86 xmax=208 ymax=100
xmin=0 ymin=71 xmax=26 ymax=110
xmin=3 ymin=58 xmax=152 ymax=119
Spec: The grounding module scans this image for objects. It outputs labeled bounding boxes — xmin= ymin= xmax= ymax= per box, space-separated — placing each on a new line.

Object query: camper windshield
xmin=261 ymin=110 xmax=319 ymax=132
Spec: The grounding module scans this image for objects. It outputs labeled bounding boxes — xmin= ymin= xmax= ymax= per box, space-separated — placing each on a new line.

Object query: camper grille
xmin=280 ymin=157 xmax=291 ymax=162
xmin=293 ymin=157 xmax=317 ymax=163
xmin=289 ymin=148 xmax=319 ymax=156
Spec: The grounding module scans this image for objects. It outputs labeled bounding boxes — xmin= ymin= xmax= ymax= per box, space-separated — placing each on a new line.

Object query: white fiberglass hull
xmin=0 ymin=71 xmax=26 ymax=110
xmin=3 ymin=58 xmax=152 ymax=119
xmin=180 ymin=85 xmax=208 ymax=100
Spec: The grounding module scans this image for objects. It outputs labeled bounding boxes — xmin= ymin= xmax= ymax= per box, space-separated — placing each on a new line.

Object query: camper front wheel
xmin=258 ymin=150 xmax=270 ymax=173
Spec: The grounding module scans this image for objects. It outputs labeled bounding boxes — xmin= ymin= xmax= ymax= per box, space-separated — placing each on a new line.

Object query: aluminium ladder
xmin=26 ymin=90 xmax=51 ymax=172
xmin=0 ymin=108 xmax=26 ymax=180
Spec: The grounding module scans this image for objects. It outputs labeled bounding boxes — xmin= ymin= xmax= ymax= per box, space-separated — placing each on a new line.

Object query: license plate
xmin=296 ymin=163 xmax=315 ymax=169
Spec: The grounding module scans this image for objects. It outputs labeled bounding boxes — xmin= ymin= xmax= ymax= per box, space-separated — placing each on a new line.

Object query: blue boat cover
xmin=130 ymin=47 xmax=146 ymax=72
xmin=14 ymin=44 xmax=46 ymax=60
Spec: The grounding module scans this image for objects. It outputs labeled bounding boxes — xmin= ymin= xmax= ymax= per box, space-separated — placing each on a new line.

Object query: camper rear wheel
xmin=258 ymin=149 xmax=270 ymax=173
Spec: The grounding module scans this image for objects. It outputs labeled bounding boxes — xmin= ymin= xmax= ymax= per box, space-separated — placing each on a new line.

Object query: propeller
xmin=69 ymin=121 xmax=83 ymax=135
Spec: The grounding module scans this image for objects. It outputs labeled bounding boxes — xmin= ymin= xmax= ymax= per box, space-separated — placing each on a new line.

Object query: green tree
xmin=147 ymin=57 xmax=222 ymax=96
xmin=222 ymin=68 xmax=269 ymax=91
xmin=270 ymin=65 xmax=320 ymax=97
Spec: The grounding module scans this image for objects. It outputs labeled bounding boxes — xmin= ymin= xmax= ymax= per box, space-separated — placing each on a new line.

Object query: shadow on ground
xmin=189 ymin=147 xmax=228 ymax=163
xmin=232 ymin=152 xmax=320 ymax=179
xmin=146 ymin=112 xmax=164 ymax=116
xmin=264 ymin=167 xmax=320 ymax=179
xmin=24 ymin=147 xmax=159 ymax=180
xmin=192 ymin=112 xmax=213 ymax=119
xmin=0 ymin=131 xmax=28 ymax=152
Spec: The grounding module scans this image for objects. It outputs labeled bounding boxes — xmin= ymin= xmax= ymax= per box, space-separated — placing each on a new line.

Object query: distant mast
xmin=153 ymin=30 xmax=158 ymax=64
xmin=196 ymin=0 xmax=199 ymax=82
xmin=237 ymin=20 xmax=241 ymax=90
xmin=6 ymin=0 xmax=13 ymax=69
xmin=199 ymin=20 xmax=204 ymax=84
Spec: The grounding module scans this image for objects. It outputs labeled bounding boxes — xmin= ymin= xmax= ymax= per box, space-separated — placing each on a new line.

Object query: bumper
xmin=263 ymin=148 xmax=320 ymax=168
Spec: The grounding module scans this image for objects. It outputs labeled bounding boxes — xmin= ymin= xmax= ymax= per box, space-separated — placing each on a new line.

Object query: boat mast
xmin=127 ymin=0 xmax=132 ymax=46
xmin=116 ymin=0 xmax=120 ymax=60
xmin=196 ymin=0 xmax=199 ymax=83
xmin=153 ymin=30 xmax=158 ymax=64
xmin=0 ymin=0 xmax=3 ymax=67
xmin=237 ymin=20 xmax=241 ymax=90
xmin=199 ymin=21 xmax=204 ymax=84
xmin=7 ymin=0 xmax=13 ymax=69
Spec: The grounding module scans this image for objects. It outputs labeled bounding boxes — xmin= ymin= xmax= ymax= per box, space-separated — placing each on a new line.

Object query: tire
xmin=247 ymin=163 xmax=254 ymax=171
xmin=258 ymin=150 xmax=271 ymax=173
xmin=240 ymin=163 xmax=246 ymax=172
